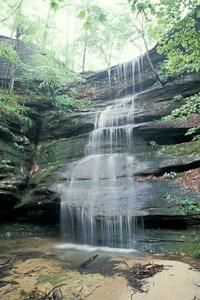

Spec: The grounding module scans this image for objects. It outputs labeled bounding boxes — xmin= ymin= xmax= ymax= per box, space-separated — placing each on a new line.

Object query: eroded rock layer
xmin=0 ymin=54 xmax=200 ymax=227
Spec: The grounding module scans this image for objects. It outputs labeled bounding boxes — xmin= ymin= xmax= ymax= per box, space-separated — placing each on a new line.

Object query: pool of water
xmin=0 ymin=222 xmax=199 ymax=257
xmin=0 ymin=222 xmax=199 ymax=299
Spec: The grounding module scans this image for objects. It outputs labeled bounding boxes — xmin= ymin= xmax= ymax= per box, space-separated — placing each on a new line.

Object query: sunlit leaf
xmin=83 ymin=21 xmax=92 ymax=30
xmin=78 ymin=10 xmax=86 ymax=19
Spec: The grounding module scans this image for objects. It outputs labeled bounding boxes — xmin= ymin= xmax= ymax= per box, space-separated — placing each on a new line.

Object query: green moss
xmin=160 ymin=141 xmax=200 ymax=156
xmin=0 ymin=89 xmax=33 ymax=133
xmin=15 ymin=194 xmax=35 ymax=208
xmin=0 ymin=138 xmax=32 ymax=169
xmin=30 ymin=165 xmax=59 ymax=186
xmin=36 ymin=136 xmax=87 ymax=167
xmin=182 ymin=240 xmax=200 ymax=258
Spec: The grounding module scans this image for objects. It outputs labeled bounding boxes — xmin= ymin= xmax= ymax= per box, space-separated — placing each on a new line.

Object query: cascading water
xmin=107 ymin=68 xmax=112 ymax=91
xmin=57 ymin=57 xmax=144 ymax=248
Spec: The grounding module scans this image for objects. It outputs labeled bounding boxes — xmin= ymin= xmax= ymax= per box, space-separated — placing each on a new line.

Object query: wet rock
xmin=133 ymin=73 xmax=200 ymax=123
xmin=0 ymin=46 xmax=200 ymax=226
xmin=38 ymin=111 xmax=94 ymax=141
xmin=134 ymin=141 xmax=200 ymax=176
xmin=132 ymin=114 xmax=200 ymax=145
xmin=62 ymin=46 xmax=164 ymax=101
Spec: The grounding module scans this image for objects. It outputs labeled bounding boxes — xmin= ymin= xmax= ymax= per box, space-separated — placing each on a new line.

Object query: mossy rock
xmin=30 ymin=135 xmax=87 ymax=187
xmin=162 ymin=141 xmax=200 ymax=156
xmin=0 ymin=126 xmax=16 ymax=142
xmin=36 ymin=135 xmax=88 ymax=167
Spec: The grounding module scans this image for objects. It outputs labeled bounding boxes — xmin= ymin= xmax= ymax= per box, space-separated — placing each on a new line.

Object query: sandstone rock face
xmin=0 ymin=50 xmax=200 ymax=226
xmin=0 ymin=104 xmax=36 ymax=220
xmin=28 ymin=72 xmax=200 ymax=225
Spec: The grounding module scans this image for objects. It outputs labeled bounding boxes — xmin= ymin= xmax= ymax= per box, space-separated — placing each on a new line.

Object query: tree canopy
xmin=128 ymin=0 xmax=200 ymax=75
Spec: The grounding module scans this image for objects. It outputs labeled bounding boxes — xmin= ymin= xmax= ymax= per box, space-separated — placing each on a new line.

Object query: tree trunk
xmin=82 ymin=35 xmax=88 ymax=72
xmin=108 ymin=42 xmax=113 ymax=68
xmin=140 ymin=19 xmax=164 ymax=86
xmin=9 ymin=29 xmax=20 ymax=93
xmin=99 ymin=45 xmax=110 ymax=67
xmin=65 ymin=10 xmax=69 ymax=66
xmin=43 ymin=4 xmax=51 ymax=49
xmin=142 ymin=33 xmax=164 ymax=86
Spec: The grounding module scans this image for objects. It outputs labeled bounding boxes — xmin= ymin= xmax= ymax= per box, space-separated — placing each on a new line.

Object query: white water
xmin=57 ymin=57 xmax=144 ymax=248
xmin=106 ymin=56 xmax=143 ymax=94
xmin=56 ymin=243 xmax=136 ymax=253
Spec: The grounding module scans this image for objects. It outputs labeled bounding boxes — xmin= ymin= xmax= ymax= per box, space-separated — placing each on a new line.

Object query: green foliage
xmin=54 ymin=95 xmax=77 ymax=112
xmin=157 ymin=12 xmax=200 ymax=75
xmin=21 ymin=53 xmax=76 ymax=99
xmin=172 ymin=94 xmax=183 ymax=102
xmin=182 ymin=234 xmax=200 ymax=258
xmin=74 ymin=1 xmax=140 ymax=69
xmin=185 ymin=126 xmax=200 ymax=142
xmin=149 ymin=140 xmax=158 ymax=148
xmin=165 ymin=193 xmax=173 ymax=201
xmin=14 ymin=142 xmax=24 ymax=150
xmin=163 ymin=93 xmax=200 ymax=120
xmin=193 ymin=135 xmax=200 ymax=142
xmin=78 ymin=5 xmax=107 ymax=30
xmin=1 ymin=159 xmax=12 ymax=165
xmin=49 ymin=0 xmax=64 ymax=11
xmin=128 ymin=0 xmax=200 ymax=75
xmin=54 ymin=95 xmax=91 ymax=112
xmin=181 ymin=239 xmax=200 ymax=259
xmin=1 ymin=0 xmax=146 ymax=72
xmin=0 ymin=42 xmax=18 ymax=62
xmin=163 ymin=171 xmax=177 ymax=179
xmin=180 ymin=199 xmax=200 ymax=214
xmin=0 ymin=90 xmax=32 ymax=133
xmin=21 ymin=52 xmax=88 ymax=113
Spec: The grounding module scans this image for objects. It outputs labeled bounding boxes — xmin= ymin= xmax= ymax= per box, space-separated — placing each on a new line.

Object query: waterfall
xmin=107 ymin=68 xmax=112 ymax=91
xmin=132 ymin=60 xmax=136 ymax=94
xmin=137 ymin=57 xmax=143 ymax=91
xmin=111 ymin=57 xmax=142 ymax=95
xmin=57 ymin=58 xmax=144 ymax=249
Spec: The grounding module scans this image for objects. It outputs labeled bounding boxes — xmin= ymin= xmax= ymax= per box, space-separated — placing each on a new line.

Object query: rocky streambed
xmin=0 ymin=224 xmax=200 ymax=300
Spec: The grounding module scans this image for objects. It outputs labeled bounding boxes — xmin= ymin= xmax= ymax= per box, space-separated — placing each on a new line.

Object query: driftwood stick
xmin=46 ymin=283 xmax=67 ymax=297
xmin=0 ymin=280 xmax=18 ymax=285
xmin=84 ymin=285 xmax=101 ymax=299
xmin=80 ymin=254 xmax=99 ymax=268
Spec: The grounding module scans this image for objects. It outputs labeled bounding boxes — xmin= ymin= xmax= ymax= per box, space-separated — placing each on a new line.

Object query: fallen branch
xmin=80 ymin=254 xmax=99 ymax=268
xmin=121 ymin=263 xmax=165 ymax=292
xmin=21 ymin=284 xmax=67 ymax=300
xmin=3 ymin=286 xmax=18 ymax=295
xmin=46 ymin=283 xmax=68 ymax=297
xmin=84 ymin=285 xmax=101 ymax=299
xmin=0 ymin=280 xmax=18 ymax=286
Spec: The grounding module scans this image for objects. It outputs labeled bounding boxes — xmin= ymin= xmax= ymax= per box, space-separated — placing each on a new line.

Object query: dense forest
xmin=0 ymin=0 xmax=200 ymax=299
xmin=0 ymin=0 xmax=199 ymax=127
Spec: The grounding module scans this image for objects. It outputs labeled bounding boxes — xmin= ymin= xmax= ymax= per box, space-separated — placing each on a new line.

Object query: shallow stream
xmin=0 ymin=223 xmax=199 ymax=299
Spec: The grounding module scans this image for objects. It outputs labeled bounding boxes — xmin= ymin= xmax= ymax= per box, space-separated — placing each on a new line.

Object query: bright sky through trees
xmin=0 ymin=0 xmax=148 ymax=71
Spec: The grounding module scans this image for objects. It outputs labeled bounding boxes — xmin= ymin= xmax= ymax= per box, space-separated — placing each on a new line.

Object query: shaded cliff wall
xmin=0 ymin=41 xmax=199 ymax=226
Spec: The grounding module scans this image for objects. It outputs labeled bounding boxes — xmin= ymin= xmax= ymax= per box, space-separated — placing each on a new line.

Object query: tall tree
xmin=128 ymin=0 xmax=200 ymax=75
xmin=0 ymin=0 xmax=44 ymax=91
xmin=77 ymin=4 xmax=107 ymax=72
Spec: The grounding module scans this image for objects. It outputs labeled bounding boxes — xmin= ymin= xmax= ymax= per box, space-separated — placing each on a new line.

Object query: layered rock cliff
xmin=0 ymin=47 xmax=200 ymax=227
